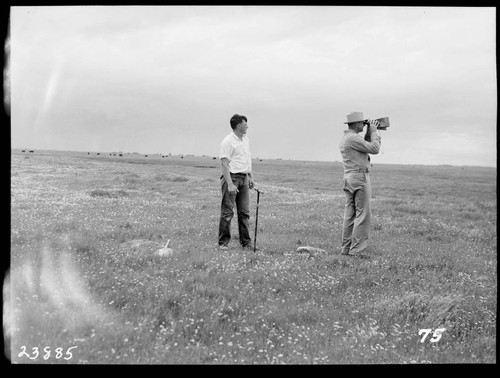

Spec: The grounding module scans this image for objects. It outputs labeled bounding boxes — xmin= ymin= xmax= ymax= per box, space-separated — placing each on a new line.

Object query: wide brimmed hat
xmin=344 ymin=112 xmax=367 ymax=124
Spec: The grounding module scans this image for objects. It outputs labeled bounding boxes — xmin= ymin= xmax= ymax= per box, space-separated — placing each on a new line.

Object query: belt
xmin=221 ymin=172 xmax=248 ymax=180
xmin=348 ymin=167 xmax=370 ymax=173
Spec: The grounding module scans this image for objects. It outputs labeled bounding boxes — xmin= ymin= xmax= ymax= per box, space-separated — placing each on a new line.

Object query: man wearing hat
xmin=339 ymin=112 xmax=381 ymax=256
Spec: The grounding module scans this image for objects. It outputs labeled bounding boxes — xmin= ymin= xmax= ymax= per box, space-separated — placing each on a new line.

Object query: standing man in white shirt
xmin=218 ymin=114 xmax=256 ymax=250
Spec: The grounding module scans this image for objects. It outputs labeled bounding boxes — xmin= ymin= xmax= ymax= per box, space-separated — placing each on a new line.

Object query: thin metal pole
xmin=254 ymin=189 xmax=261 ymax=253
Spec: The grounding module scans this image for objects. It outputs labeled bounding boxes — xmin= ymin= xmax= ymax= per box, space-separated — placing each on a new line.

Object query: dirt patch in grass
xmin=153 ymin=173 xmax=190 ymax=182
xmin=89 ymin=189 xmax=129 ymax=198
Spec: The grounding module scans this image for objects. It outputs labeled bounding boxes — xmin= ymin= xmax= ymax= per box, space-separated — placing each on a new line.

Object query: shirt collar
xmin=231 ymin=131 xmax=245 ymax=141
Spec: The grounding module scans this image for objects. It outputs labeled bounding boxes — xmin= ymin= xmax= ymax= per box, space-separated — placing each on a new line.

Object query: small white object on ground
xmin=157 ymin=239 xmax=173 ymax=257
xmin=296 ymin=244 xmax=328 ymax=260
xmin=296 ymin=246 xmax=327 ymax=254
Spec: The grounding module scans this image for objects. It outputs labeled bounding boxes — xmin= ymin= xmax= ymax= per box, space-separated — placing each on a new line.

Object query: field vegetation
xmin=7 ymin=150 xmax=496 ymax=364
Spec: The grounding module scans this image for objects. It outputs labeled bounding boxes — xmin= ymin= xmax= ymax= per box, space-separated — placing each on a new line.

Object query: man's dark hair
xmin=230 ymin=114 xmax=247 ymax=129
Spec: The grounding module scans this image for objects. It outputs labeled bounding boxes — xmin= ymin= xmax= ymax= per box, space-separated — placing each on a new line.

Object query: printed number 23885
xmin=18 ymin=346 xmax=77 ymax=360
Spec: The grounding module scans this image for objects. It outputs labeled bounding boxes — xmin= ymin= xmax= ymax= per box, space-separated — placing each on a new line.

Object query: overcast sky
xmin=8 ymin=6 xmax=497 ymax=167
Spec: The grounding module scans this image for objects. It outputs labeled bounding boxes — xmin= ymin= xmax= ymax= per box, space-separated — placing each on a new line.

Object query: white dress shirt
xmin=220 ymin=132 xmax=252 ymax=174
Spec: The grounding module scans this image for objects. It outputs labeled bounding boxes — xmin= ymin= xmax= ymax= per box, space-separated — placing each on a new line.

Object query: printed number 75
xmin=419 ymin=328 xmax=445 ymax=343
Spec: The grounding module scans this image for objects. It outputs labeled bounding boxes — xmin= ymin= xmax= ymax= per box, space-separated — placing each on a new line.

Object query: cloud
xmin=10 ymin=6 xmax=496 ymax=166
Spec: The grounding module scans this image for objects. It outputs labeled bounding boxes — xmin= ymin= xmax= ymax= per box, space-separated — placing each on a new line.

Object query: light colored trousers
xmin=341 ymin=172 xmax=372 ymax=254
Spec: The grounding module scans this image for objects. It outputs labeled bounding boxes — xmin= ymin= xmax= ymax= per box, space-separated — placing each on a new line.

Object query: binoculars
xmin=364 ymin=117 xmax=390 ymax=130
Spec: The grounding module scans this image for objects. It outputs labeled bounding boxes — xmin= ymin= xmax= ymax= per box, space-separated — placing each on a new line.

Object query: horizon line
xmin=10 ymin=147 xmax=497 ymax=170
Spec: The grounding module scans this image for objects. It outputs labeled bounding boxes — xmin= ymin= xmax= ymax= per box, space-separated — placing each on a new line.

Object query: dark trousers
xmin=218 ymin=173 xmax=251 ymax=246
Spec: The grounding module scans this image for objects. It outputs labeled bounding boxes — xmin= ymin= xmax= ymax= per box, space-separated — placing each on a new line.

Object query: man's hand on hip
xmin=228 ymin=183 xmax=239 ymax=195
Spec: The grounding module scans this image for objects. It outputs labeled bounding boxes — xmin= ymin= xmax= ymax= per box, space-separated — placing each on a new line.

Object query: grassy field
xmin=7 ymin=149 xmax=496 ymax=364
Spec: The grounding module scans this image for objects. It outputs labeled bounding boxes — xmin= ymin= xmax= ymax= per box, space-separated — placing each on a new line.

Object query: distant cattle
xmin=119 ymin=153 xmax=123 ymax=157
xmin=145 ymin=155 xmax=148 ymax=157
xmin=213 ymin=157 xmax=217 ymax=160
xmin=29 ymin=150 xmax=34 ymax=153
xmin=22 ymin=150 xmax=26 ymax=152
xmin=88 ymin=152 xmax=90 ymax=155
xmin=97 ymin=153 xmax=100 ymax=155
